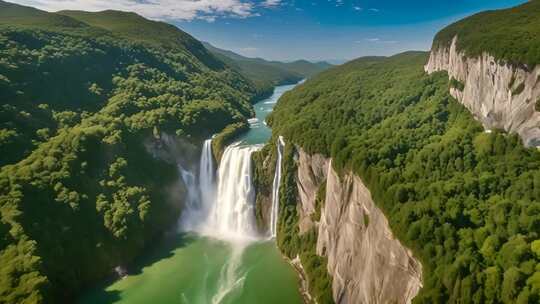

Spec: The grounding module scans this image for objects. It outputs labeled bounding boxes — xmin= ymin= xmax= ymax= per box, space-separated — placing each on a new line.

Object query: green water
xmin=240 ymin=83 xmax=298 ymax=145
xmin=79 ymin=235 xmax=303 ymax=304
xmin=79 ymin=83 xmax=302 ymax=304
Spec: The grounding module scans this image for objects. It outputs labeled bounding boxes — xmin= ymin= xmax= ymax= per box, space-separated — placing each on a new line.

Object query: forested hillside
xmin=0 ymin=1 xmax=258 ymax=303
xmin=269 ymin=52 xmax=540 ymax=303
xmin=204 ymin=42 xmax=331 ymax=98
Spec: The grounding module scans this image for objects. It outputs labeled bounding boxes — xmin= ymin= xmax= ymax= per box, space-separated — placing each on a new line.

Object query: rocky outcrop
xmin=294 ymin=148 xmax=423 ymax=304
xmin=143 ymin=132 xmax=199 ymax=211
xmin=425 ymin=36 xmax=540 ymax=147
xmin=295 ymin=150 xmax=328 ymax=234
xmin=144 ymin=132 xmax=200 ymax=168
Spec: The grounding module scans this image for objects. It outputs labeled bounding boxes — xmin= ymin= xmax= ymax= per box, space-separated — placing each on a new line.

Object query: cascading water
xmin=203 ymin=144 xmax=260 ymax=240
xmin=178 ymin=138 xmax=215 ymax=232
xmin=193 ymin=141 xmax=262 ymax=303
xmin=199 ymin=139 xmax=215 ymax=211
xmin=177 ymin=133 xmax=286 ymax=302
xmin=80 ymin=83 xmax=304 ymax=304
xmin=269 ymin=136 xmax=285 ymax=238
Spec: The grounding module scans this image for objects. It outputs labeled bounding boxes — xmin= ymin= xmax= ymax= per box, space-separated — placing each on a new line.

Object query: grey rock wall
xmin=294 ymin=148 xmax=423 ymax=304
xmin=425 ymin=36 xmax=540 ymax=147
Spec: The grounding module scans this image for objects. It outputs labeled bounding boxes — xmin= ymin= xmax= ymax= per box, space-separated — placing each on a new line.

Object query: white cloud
xmin=368 ymin=8 xmax=379 ymax=12
xmin=357 ymin=38 xmax=398 ymax=44
xmin=10 ymin=0 xmax=267 ymax=21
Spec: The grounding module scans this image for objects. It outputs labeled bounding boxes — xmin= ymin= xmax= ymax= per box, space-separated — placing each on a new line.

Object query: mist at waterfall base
xmin=79 ymin=83 xmax=302 ymax=304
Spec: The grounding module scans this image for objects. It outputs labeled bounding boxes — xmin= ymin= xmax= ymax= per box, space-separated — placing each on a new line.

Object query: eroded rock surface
xmin=295 ymin=148 xmax=423 ymax=304
xmin=425 ymin=36 xmax=540 ymax=147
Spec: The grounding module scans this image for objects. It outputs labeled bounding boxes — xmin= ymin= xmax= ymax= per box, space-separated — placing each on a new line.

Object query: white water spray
xmin=269 ymin=136 xmax=285 ymax=238
xmin=211 ymin=245 xmax=248 ymax=304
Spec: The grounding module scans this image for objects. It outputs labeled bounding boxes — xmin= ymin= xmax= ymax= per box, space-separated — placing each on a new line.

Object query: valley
xmin=1 ymin=1 xmax=539 ymax=304
xmin=79 ymin=83 xmax=305 ymax=304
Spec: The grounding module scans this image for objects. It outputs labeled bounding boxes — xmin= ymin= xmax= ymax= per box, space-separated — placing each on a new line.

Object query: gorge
xmin=1 ymin=1 xmax=540 ymax=304
xmin=79 ymin=83 xmax=304 ymax=304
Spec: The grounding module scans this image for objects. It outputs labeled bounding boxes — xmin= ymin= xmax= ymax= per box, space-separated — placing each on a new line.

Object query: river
xmin=79 ymin=82 xmax=303 ymax=304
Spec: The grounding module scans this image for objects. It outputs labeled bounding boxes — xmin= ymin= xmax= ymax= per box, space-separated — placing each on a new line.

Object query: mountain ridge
xmin=203 ymin=42 xmax=332 ymax=97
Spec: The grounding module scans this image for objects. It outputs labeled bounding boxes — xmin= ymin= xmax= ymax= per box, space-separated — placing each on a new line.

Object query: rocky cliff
xmin=289 ymin=147 xmax=423 ymax=304
xmin=425 ymin=36 xmax=540 ymax=147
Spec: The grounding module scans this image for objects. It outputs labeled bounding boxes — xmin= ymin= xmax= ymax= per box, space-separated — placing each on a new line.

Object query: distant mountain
xmin=203 ymin=42 xmax=332 ymax=98
xmin=324 ymin=59 xmax=348 ymax=65
xmin=270 ymin=59 xmax=333 ymax=78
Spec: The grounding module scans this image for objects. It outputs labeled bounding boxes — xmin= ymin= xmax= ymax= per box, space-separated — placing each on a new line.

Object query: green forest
xmin=268 ymin=51 xmax=540 ymax=303
xmin=0 ymin=1 xmax=260 ymax=303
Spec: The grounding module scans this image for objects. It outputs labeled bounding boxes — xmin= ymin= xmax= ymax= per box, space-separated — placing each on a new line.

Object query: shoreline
xmin=283 ymin=253 xmax=317 ymax=304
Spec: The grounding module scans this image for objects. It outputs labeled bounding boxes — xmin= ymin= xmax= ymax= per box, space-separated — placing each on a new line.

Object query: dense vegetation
xmin=269 ymin=51 xmax=540 ymax=303
xmin=433 ymin=0 xmax=540 ymax=67
xmin=204 ymin=42 xmax=331 ymax=98
xmin=0 ymin=1 xmax=259 ymax=303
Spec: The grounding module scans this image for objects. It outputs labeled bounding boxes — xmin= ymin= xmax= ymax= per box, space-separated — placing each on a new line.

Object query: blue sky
xmin=176 ymin=0 xmax=527 ymax=61
xmin=13 ymin=0 xmax=528 ymax=61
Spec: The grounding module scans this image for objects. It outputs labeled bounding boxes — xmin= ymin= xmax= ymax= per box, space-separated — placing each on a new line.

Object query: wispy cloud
xmin=261 ymin=0 xmax=281 ymax=8
xmin=10 ymin=0 xmax=274 ymax=21
xmin=368 ymin=8 xmax=380 ymax=12
xmin=357 ymin=38 xmax=398 ymax=44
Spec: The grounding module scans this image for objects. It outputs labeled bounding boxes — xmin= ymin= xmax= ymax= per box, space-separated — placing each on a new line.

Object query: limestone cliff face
xmin=294 ymin=148 xmax=423 ymax=304
xmin=425 ymin=36 xmax=540 ymax=147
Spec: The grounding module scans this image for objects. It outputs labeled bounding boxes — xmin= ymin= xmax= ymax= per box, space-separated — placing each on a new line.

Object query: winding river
xmin=79 ymin=83 xmax=303 ymax=304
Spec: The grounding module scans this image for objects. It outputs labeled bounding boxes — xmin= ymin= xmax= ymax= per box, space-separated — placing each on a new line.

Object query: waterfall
xmin=203 ymin=144 xmax=260 ymax=241
xmin=269 ymin=136 xmax=285 ymax=238
xmin=178 ymin=138 xmax=214 ymax=232
xmin=199 ymin=139 xmax=215 ymax=212
xmin=176 ymin=140 xmax=260 ymax=302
